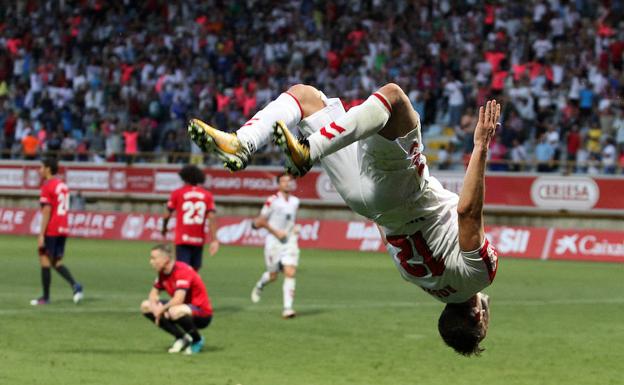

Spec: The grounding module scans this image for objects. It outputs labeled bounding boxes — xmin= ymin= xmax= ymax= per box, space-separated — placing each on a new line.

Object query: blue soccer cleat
xmin=184 ymin=336 xmax=205 ymax=355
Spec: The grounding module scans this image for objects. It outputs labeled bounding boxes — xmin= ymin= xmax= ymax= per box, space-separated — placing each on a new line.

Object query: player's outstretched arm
xmin=207 ymin=211 xmax=219 ymax=256
xmin=252 ymin=215 xmax=287 ymax=241
xmin=457 ymin=100 xmax=501 ymax=251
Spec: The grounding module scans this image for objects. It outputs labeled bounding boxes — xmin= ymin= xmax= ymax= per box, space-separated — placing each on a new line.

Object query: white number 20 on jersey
xmin=182 ymin=201 xmax=206 ymax=225
xmin=57 ymin=192 xmax=70 ymax=216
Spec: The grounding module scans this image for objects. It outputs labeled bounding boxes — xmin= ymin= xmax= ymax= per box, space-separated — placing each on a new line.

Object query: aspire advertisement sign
xmin=1 ymin=207 xmax=621 ymax=263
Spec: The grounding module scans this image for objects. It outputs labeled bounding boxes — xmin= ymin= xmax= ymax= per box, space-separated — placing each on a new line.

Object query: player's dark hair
xmin=178 ymin=164 xmax=205 ymax=186
xmin=151 ymin=244 xmax=172 ymax=257
xmin=275 ymin=172 xmax=292 ymax=183
xmin=438 ymin=303 xmax=485 ymax=357
xmin=42 ymin=157 xmax=59 ymax=175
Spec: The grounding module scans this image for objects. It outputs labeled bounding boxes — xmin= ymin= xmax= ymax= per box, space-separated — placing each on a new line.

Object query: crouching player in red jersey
xmin=31 ymin=157 xmax=83 ymax=306
xmin=140 ymin=244 xmax=213 ymax=355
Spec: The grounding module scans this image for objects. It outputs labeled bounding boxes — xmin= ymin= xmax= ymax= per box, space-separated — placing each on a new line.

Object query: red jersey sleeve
xmin=153 ymin=277 xmax=164 ymax=290
xmin=174 ymin=269 xmax=192 ymax=291
xmin=40 ymin=184 xmax=53 ymax=206
xmin=167 ymin=189 xmax=178 ymax=211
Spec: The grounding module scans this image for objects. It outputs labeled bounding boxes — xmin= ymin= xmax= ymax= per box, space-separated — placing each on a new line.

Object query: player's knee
xmin=377 ymin=83 xmax=406 ymax=106
xmin=269 ymin=272 xmax=279 ymax=281
xmin=283 ymin=266 xmax=296 ymax=278
xmin=286 ymin=84 xmax=324 ymax=117
xmin=39 ymin=256 xmax=51 ymax=267
xmin=287 ymin=84 xmax=313 ymax=99
xmin=140 ymin=300 xmax=151 ymax=314
xmin=168 ymin=305 xmax=191 ymax=320
xmin=52 ymin=259 xmax=63 ymax=268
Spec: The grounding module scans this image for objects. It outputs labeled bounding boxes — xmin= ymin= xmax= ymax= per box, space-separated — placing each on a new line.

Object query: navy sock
xmin=175 ymin=315 xmax=201 ymax=342
xmin=41 ymin=267 xmax=51 ymax=300
xmin=143 ymin=313 xmax=185 ymax=339
xmin=54 ymin=265 xmax=76 ymax=287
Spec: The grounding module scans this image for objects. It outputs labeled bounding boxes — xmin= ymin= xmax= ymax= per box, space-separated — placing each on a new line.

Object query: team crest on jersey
xmin=486 ymin=243 xmax=498 ymax=271
xmin=408 ymin=142 xmax=426 ymax=177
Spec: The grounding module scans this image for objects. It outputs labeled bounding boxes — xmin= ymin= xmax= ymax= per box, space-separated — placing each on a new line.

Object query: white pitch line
xmin=2 ymin=298 xmax=623 ymax=315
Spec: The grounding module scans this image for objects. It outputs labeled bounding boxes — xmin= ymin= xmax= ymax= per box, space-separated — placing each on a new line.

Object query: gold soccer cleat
xmin=187 ymin=118 xmax=251 ymax=171
xmin=273 ymin=121 xmax=312 ymax=177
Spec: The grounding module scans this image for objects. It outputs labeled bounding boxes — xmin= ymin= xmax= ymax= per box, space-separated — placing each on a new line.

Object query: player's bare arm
xmin=253 ymin=215 xmax=287 ymax=241
xmin=161 ymin=209 xmax=172 ymax=237
xmin=207 ymin=211 xmax=219 ymax=256
xmin=153 ymin=289 xmax=185 ymax=324
xmin=457 ymin=100 xmax=501 ymax=251
xmin=38 ymin=204 xmax=51 ymax=249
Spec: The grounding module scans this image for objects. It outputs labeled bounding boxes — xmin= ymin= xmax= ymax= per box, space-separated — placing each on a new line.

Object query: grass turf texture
xmin=1 ymin=234 xmax=622 ymax=385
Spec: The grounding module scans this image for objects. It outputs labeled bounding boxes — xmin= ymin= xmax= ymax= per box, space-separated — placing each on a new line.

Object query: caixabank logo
xmin=554 ymin=232 xmax=624 ymax=259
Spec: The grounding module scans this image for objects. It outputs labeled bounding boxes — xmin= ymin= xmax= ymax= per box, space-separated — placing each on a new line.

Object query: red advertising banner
xmin=1 ymin=162 xmax=623 ymax=213
xmin=1 ymin=207 xmax=622 ymax=263
xmin=548 ymin=229 xmax=624 ymax=263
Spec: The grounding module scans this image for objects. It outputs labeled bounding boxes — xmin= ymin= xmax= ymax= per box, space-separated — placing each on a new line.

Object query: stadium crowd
xmin=0 ymin=0 xmax=623 ymax=173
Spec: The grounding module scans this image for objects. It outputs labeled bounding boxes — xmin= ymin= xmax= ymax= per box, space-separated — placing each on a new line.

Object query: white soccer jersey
xmin=299 ymin=97 xmax=498 ymax=303
xmin=260 ymin=192 xmax=300 ymax=240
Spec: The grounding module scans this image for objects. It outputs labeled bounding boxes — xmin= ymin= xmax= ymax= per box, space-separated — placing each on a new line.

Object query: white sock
xmin=237 ymin=92 xmax=303 ymax=153
xmin=256 ymin=271 xmax=272 ymax=290
xmin=282 ymin=277 xmax=296 ymax=310
xmin=307 ymin=93 xmax=391 ymax=161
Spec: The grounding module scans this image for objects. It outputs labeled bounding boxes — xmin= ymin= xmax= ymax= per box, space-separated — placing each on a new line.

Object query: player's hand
xmin=208 ymin=240 xmax=219 ymax=256
xmin=473 ymin=100 xmax=501 ymax=149
xmin=275 ymin=230 xmax=288 ymax=243
xmin=151 ymin=302 xmax=165 ymax=325
xmin=37 ymin=234 xmax=44 ymax=249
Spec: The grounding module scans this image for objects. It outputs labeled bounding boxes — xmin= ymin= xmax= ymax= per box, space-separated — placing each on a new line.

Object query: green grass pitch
xmin=1 ymin=235 xmax=623 ymax=385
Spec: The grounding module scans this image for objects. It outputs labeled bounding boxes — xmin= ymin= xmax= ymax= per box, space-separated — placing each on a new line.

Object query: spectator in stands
xmin=123 ymin=125 xmax=139 ymax=163
xmin=438 ymin=144 xmax=451 ymax=171
xmin=488 ymin=134 xmax=508 ymax=171
xmin=614 ymin=108 xmax=624 ymax=149
xmin=61 ymin=132 xmax=77 ymax=161
xmin=535 ymin=133 xmax=555 ymax=172
xmin=21 ymin=128 xmax=39 ymax=160
xmin=566 ymin=125 xmax=582 ymax=174
xmin=602 ymin=137 xmax=617 ymax=174
xmin=0 ymin=1 xmax=621 ymax=172
xmin=510 ymin=139 xmax=528 ymax=172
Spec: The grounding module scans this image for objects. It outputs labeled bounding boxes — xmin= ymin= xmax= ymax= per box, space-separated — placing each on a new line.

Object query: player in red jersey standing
xmin=140 ymin=244 xmax=213 ymax=354
xmin=31 ymin=158 xmax=83 ymax=306
xmin=161 ymin=165 xmax=219 ymax=271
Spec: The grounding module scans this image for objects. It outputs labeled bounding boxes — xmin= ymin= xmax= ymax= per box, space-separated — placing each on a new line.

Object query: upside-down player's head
xmin=149 ymin=244 xmax=173 ymax=273
xmin=437 ymin=292 xmax=490 ymax=356
xmin=40 ymin=157 xmax=59 ymax=178
xmin=178 ymin=164 xmax=206 ymax=186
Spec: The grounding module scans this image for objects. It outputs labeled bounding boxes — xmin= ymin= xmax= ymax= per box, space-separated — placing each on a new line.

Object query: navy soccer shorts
xmin=175 ymin=245 xmax=204 ymax=270
xmin=43 ymin=236 xmax=67 ymax=259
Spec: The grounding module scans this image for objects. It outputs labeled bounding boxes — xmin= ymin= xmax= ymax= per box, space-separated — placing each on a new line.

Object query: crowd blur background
xmin=1 ymin=0 xmax=623 ymax=173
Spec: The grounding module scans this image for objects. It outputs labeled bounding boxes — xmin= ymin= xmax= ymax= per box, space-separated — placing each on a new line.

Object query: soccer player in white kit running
xmin=250 ymin=173 xmax=300 ymax=319
xmin=188 ymin=83 xmax=501 ymax=356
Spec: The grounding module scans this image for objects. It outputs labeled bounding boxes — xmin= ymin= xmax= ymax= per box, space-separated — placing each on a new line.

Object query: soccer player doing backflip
xmin=188 ymin=83 xmax=501 ymax=356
